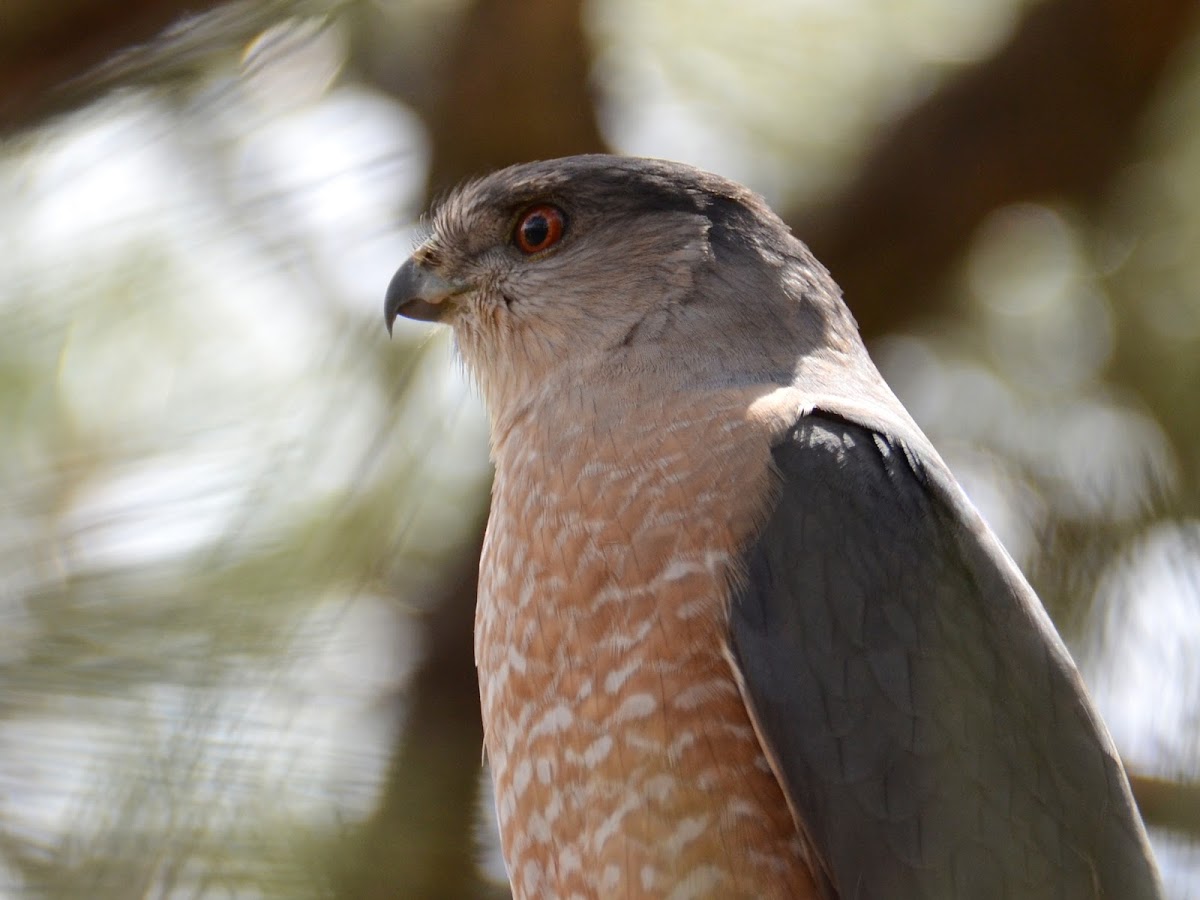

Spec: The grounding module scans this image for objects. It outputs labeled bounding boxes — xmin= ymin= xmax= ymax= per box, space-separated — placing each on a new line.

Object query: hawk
xmin=385 ymin=155 xmax=1162 ymax=899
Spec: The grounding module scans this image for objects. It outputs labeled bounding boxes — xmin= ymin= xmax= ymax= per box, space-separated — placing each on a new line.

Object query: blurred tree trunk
xmin=421 ymin=0 xmax=605 ymax=198
xmin=796 ymin=0 xmax=1200 ymax=340
xmin=336 ymin=513 xmax=509 ymax=900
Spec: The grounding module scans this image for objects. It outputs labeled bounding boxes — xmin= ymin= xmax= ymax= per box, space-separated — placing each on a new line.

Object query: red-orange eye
xmin=514 ymin=204 xmax=566 ymax=254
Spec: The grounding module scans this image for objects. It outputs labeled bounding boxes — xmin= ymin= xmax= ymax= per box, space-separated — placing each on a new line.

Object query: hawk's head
xmin=386 ymin=155 xmax=860 ymax=418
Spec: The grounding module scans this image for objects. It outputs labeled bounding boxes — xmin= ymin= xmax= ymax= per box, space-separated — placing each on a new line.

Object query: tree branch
xmin=0 ymin=0 xmax=298 ymax=135
xmin=1129 ymin=771 xmax=1200 ymax=839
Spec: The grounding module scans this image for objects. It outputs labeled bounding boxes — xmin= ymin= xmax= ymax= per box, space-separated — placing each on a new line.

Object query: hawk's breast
xmin=475 ymin=391 xmax=821 ymax=899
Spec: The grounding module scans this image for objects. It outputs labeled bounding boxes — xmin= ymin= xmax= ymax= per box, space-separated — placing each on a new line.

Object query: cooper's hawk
xmin=384 ymin=156 xmax=1162 ymax=899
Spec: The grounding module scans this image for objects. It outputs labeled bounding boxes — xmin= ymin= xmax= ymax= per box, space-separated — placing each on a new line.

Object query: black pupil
xmin=522 ymin=214 xmax=550 ymax=247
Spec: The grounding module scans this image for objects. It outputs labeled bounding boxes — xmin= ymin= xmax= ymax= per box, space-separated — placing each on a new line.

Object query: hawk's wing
xmin=727 ymin=412 xmax=1161 ymax=899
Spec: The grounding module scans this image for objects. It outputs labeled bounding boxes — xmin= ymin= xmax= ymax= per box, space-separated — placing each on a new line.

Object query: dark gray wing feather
xmin=728 ymin=412 xmax=1162 ymax=899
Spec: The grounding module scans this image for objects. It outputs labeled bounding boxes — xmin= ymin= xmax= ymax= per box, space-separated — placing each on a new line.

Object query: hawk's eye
xmin=514 ymin=204 xmax=566 ymax=254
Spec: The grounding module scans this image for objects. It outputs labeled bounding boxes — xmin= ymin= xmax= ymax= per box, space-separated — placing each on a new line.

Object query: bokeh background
xmin=2 ymin=0 xmax=1199 ymax=896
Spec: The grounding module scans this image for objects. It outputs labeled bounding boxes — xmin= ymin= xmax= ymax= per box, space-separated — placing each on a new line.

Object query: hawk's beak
xmin=385 ymin=258 xmax=468 ymax=334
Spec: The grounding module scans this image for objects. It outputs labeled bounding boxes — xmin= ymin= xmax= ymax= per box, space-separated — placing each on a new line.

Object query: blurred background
xmin=1 ymin=0 xmax=1199 ymax=896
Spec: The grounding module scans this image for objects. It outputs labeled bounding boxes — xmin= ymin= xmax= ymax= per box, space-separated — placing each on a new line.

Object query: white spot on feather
xmin=592 ymin=793 xmax=641 ymax=853
xmin=614 ymin=692 xmax=657 ymax=722
xmin=644 ymin=773 xmax=675 ymax=802
xmin=641 ymin=865 xmax=659 ymax=890
xmin=666 ymin=814 xmax=710 ymax=856
xmin=521 ymin=860 xmax=543 ymax=894
xmin=704 ymin=549 xmax=731 ymax=571
xmin=603 ymin=617 xmax=654 ymax=652
xmin=668 ymin=731 xmax=697 ymax=761
xmin=583 ymin=734 xmax=613 ymax=768
xmin=558 ymin=846 xmax=582 ymax=876
xmin=604 ymin=658 xmax=641 ymax=694
xmin=675 ymin=598 xmax=710 ymax=620
xmin=602 ymin=863 xmax=622 ymax=890
xmin=657 ymin=557 xmax=705 ymax=582
xmin=529 ymin=703 xmax=573 ymax=738
xmin=506 ymin=644 xmax=527 ymax=674
xmin=512 ymin=759 xmax=532 ymax=795
xmin=544 ymin=786 xmax=562 ymax=822
xmin=673 ymin=677 xmax=737 ymax=710
xmin=666 ymin=865 xmax=725 ymax=900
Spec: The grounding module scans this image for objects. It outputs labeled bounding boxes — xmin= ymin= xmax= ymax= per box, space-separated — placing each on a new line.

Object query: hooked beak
xmin=384 ymin=258 xmax=469 ymax=334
